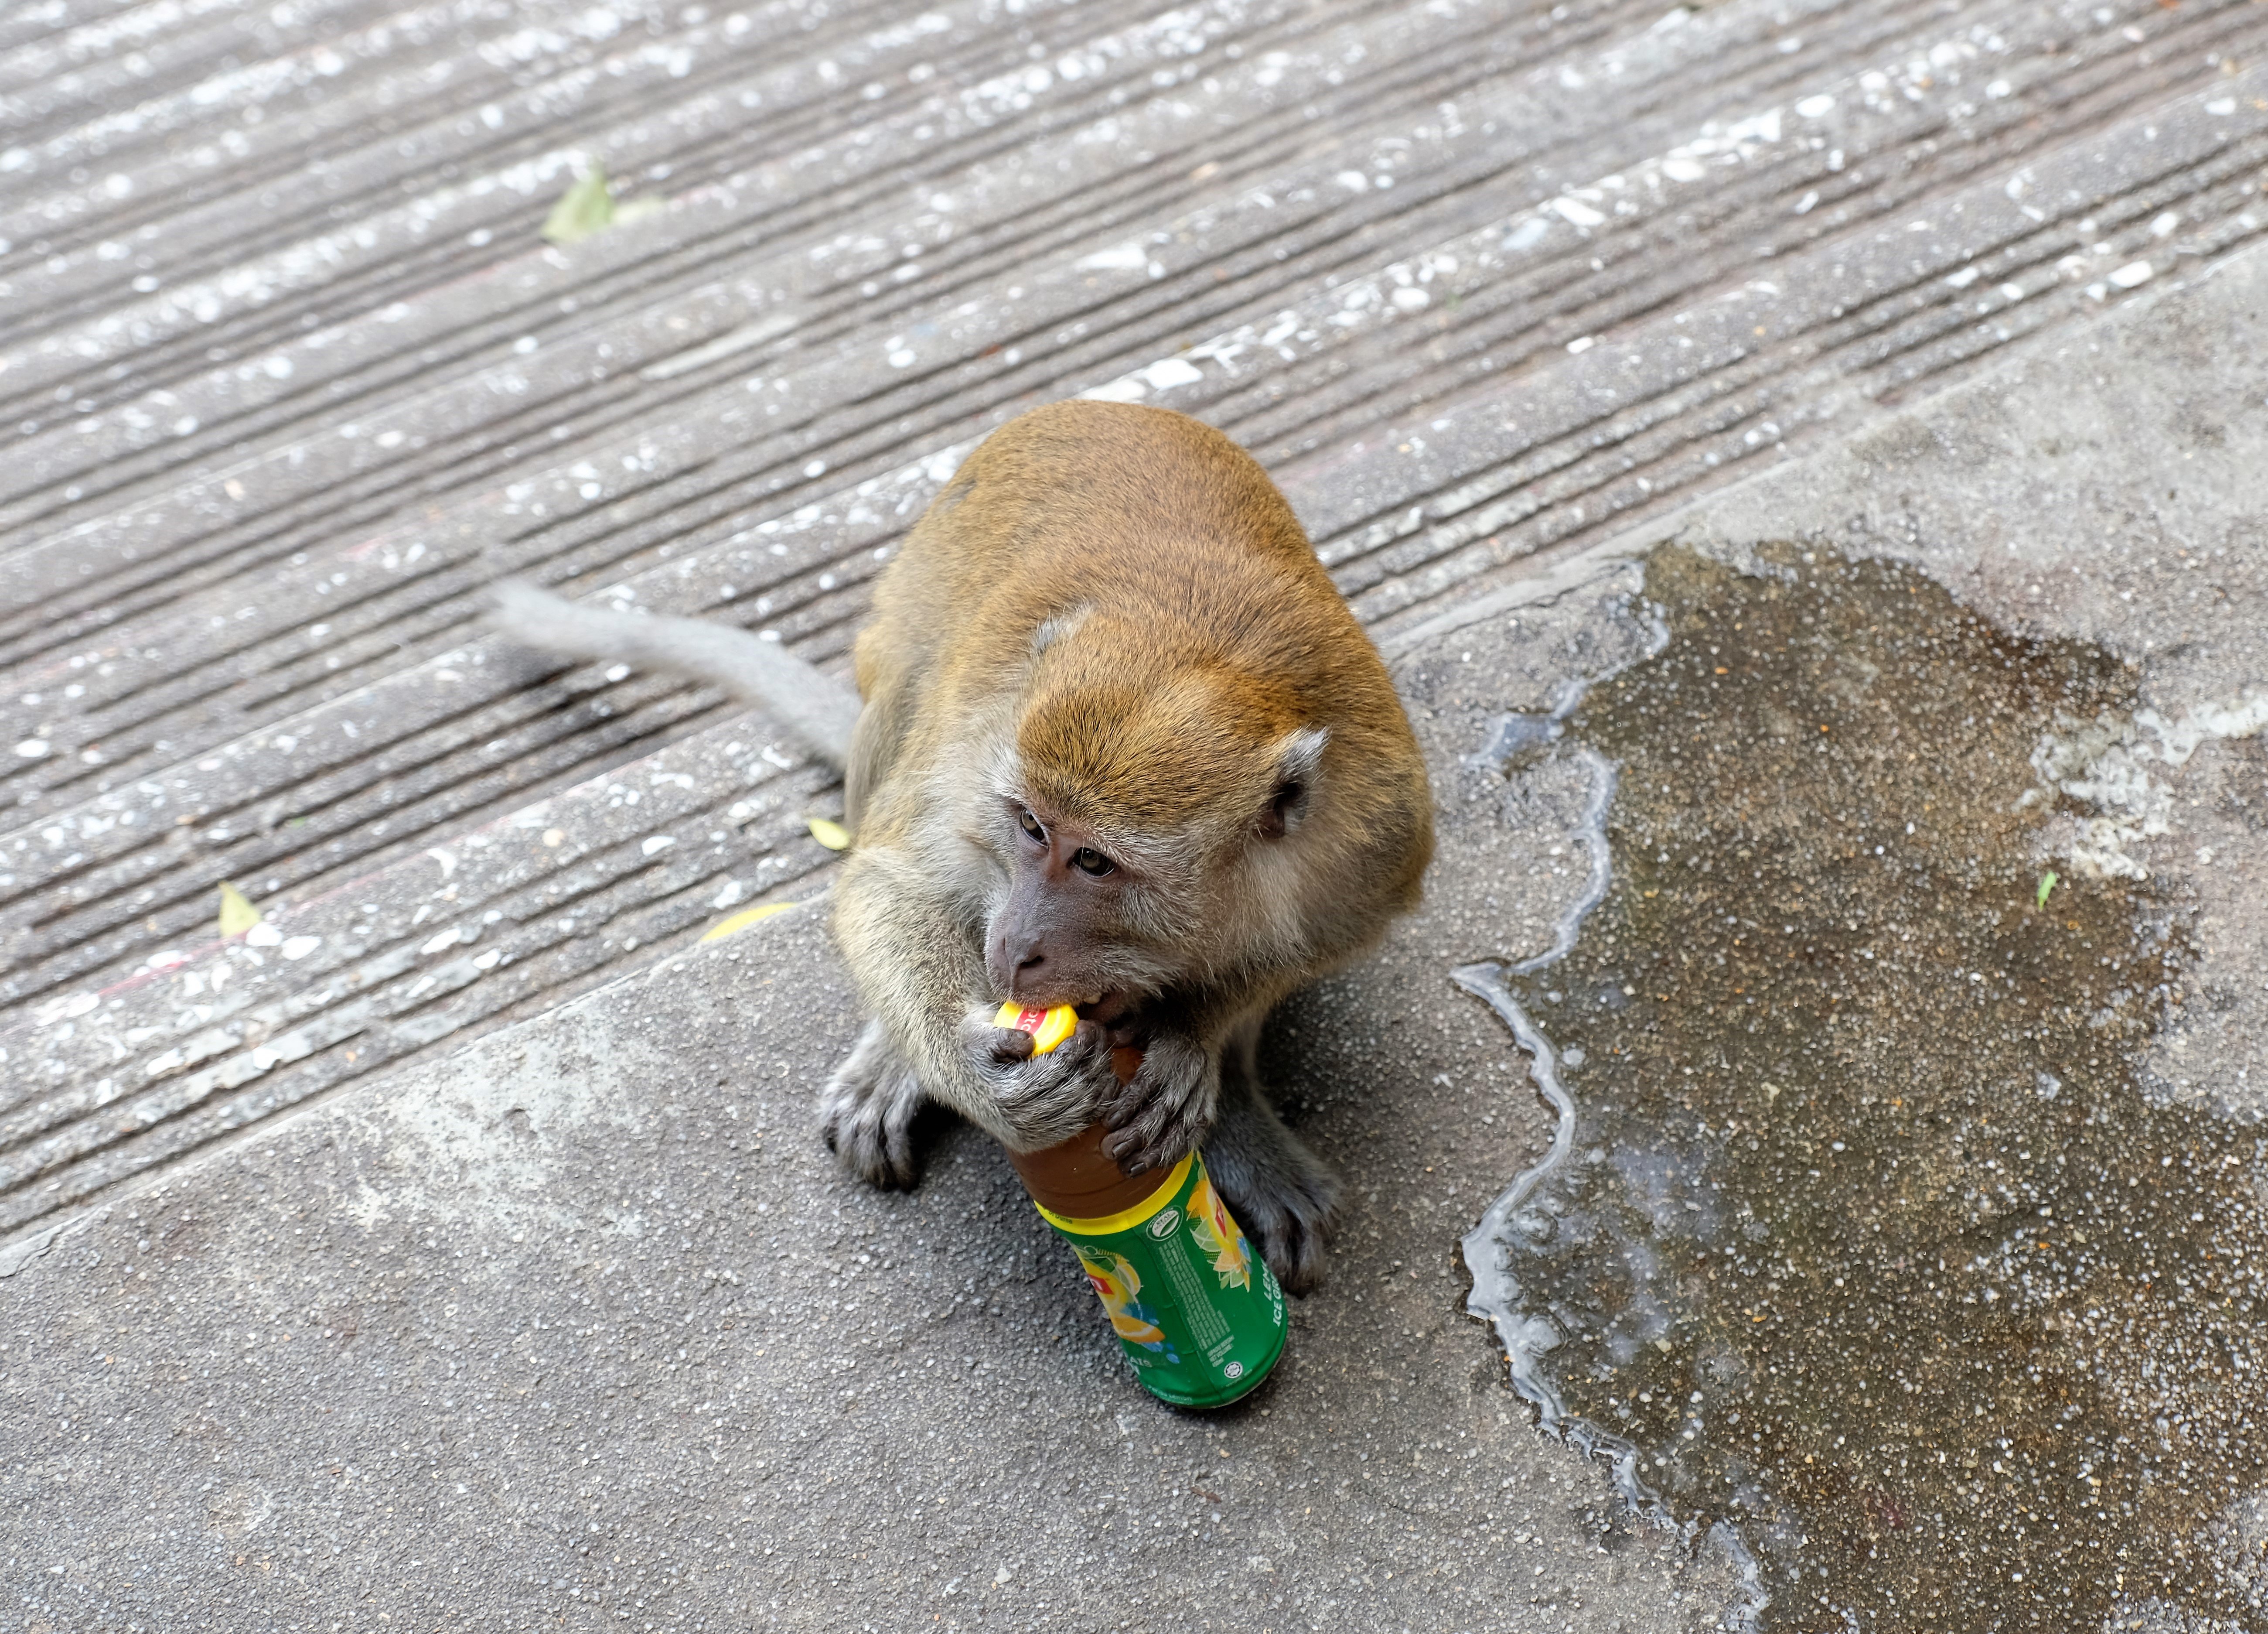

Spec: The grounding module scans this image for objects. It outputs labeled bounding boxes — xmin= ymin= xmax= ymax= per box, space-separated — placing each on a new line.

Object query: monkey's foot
xmin=1203 ymin=1086 xmax=1341 ymax=1296
xmin=1099 ymin=1031 xmax=1216 ymax=1178
xmin=818 ymin=1020 xmax=928 ymax=1189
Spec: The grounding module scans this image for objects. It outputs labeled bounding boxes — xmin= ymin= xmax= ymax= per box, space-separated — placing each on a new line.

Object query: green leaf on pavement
xmin=542 ymin=166 xmax=617 ymax=245
xmin=2036 ymin=870 xmax=2059 ymax=909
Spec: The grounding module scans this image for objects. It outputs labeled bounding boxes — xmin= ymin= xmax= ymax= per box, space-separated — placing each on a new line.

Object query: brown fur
xmin=824 ymin=400 xmax=1432 ymax=1291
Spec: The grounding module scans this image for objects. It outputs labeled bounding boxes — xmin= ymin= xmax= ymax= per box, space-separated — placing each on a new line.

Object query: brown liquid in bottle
xmin=1000 ymin=1045 xmax=1161 ymax=1219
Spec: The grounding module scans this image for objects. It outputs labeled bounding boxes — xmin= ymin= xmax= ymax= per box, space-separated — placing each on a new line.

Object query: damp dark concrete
xmin=1461 ymin=548 xmax=2268 ymax=1632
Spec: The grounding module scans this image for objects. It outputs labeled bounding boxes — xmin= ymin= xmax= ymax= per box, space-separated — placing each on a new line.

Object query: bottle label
xmin=1038 ymin=1152 xmax=1287 ymax=1409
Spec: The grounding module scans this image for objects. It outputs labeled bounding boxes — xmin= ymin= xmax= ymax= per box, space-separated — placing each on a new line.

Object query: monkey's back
xmin=866 ymin=401 xmax=1330 ymax=662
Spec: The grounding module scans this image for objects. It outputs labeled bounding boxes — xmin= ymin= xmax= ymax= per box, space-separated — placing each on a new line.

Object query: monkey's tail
xmin=488 ymin=580 xmax=859 ymax=772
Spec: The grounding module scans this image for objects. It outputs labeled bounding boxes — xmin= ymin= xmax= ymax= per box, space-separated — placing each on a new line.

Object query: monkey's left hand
xmin=1098 ymin=1029 xmax=1218 ymax=1175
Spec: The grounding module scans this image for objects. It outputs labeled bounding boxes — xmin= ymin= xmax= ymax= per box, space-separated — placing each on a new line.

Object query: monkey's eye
xmin=1072 ymin=847 xmax=1115 ymax=877
xmin=1017 ymin=808 xmax=1046 ymax=843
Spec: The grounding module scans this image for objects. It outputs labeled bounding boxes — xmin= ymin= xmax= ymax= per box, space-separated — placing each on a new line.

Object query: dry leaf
xmin=699 ymin=902 xmax=796 ymax=943
xmin=217 ymin=882 xmax=263 ymax=938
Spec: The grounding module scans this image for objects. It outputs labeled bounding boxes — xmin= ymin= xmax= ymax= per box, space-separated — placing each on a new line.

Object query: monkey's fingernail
xmin=991 ymin=1032 xmax=1034 ymax=1062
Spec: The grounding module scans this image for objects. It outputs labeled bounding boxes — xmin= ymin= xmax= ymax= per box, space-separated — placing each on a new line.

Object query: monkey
xmin=491 ymin=400 xmax=1433 ymax=1291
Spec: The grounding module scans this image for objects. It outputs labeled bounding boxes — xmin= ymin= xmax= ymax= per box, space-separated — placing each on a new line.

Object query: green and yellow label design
xmin=1039 ymin=1152 xmax=1286 ymax=1409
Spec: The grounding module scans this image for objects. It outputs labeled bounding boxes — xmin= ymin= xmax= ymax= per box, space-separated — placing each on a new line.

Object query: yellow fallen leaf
xmin=699 ymin=902 xmax=796 ymax=943
xmin=216 ymin=882 xmax=263 ymax=938
xmin=806 ymin=817 xmax=852 ymax=851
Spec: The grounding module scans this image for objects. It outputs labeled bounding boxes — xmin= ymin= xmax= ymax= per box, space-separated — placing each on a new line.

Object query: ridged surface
xmin=4 ymin=0 xmax=2266 ymax=1244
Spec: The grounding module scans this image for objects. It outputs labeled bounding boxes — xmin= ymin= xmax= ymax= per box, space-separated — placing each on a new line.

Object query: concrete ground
xmin=6 ymin=236 xmax=2265 ymax=1631
xmin=6 ymin=0 xmax=2268 ymax=1627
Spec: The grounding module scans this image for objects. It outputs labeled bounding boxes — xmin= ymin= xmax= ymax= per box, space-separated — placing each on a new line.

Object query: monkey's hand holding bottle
xmin=1095 ymin=1025 xmax=1217 ymax=1177
xmin=990 ymin=1002 xmax=1287 ymax=1409
xmin=961 ymin=1001 xmax=1119 ymax=1153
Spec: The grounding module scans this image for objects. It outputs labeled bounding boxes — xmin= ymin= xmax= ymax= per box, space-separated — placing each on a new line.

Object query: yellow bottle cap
xmin=993 ymin=1001 xmax=1078 ymax=1054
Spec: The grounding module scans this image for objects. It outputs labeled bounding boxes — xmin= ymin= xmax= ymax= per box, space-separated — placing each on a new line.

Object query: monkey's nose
xmin=1009 ymin=942 xmax=1047 ymax=990
xmin=988 ymin=932 xmax=1047 ymax=998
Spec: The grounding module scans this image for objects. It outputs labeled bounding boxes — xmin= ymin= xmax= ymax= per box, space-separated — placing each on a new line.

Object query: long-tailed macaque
xmin=491 ymin=401 xmax=1432 ymax=1289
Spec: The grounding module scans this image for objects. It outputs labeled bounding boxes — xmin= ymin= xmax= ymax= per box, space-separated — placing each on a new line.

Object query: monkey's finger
xmin=1001 ymin=1019 xmax=1107 ymax=1085
xmin=1030 ymin=1029 xmax=1114 ymax=1097
xmin=984 ymin=1027 xmax=1037 ymax=1064
xmin=958 ymin=1004 xmax=1033 ymax=1063
xmin=1102 ymin=1084 xmax=1193 ymax=1152
xmin=1104 ymin=1060 xmax=1213 ymax=1172
xmin=1098 ymin=1126 xmax=1148 ymax=1170
xmin=1058 ymin=1019 xmax=1111 ymax=1063
xmin=1099 ymin=1064 xmax=1194 ymax=1133
xmin=1101 ymin=1117 xmax=1193 ymax=1176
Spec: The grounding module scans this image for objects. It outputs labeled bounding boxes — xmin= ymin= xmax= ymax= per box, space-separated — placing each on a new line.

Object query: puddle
xmin=1460 ymin=548 xmax=2268 ymax=1632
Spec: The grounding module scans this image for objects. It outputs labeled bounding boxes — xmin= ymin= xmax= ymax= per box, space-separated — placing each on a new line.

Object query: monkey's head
xmin=975 ymin=638 xmax=1340 ymax=1020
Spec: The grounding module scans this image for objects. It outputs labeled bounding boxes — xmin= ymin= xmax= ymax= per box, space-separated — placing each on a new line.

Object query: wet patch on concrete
xmin=1461 ymin=548 xmax=2268 ymax=1632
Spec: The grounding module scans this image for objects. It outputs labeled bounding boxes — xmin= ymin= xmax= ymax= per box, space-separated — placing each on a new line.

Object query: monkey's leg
xmin=1202 ymin=1015 xmax=1341 ymax=1296
xmin=818 ymin=1019 xmax=930 ymax=1189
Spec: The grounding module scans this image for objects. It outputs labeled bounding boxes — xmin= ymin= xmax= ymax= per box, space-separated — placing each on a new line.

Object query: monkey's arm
xmin=488 ymin=580 xmax=861 ymax=772
xmin=831 ymin=847 xmax=1119 ymax=1151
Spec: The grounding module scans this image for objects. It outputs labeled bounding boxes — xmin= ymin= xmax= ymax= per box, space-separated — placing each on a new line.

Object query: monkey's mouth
xmin=1077 ymin=990 xmax=1142 ymax=1043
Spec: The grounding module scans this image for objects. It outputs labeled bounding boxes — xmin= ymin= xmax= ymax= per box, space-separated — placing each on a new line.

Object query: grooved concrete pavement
xmin=5 ymin=227 xmax=2264 ymax=1631
xmin=7 ymin=0 xmax=2268 ymax=1243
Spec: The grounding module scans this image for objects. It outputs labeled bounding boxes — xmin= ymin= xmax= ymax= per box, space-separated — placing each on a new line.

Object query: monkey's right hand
xmin=958 ymin=1007 xmax=1118 ymax=1150
xmin=1098 ymin=1029 xmax=1215 ymax=1176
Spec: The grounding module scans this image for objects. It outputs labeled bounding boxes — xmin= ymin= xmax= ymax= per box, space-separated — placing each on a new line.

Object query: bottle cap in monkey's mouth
xmin=993 ymin=1000 xmax=1078 ymax=1054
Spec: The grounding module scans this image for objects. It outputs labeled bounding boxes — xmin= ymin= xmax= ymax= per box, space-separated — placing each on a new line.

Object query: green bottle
xmin=996 ymin=1004 xmax=1287 ymax=1409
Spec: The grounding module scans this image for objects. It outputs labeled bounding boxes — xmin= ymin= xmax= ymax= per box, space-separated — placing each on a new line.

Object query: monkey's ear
xmin=1260 ymin=727 xmax=1330 ymax=839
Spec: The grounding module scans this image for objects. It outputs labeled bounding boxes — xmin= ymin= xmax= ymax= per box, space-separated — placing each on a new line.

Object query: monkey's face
xmin=983 ymin=796 xmax=1168 ymax=1021
xmin=985 ymin=647 xmax=1344 ymax=1022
